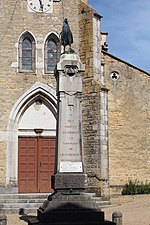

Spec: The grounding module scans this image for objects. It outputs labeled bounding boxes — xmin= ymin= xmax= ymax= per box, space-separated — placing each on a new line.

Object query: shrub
xmin=122 ymin=180 xmax=150 ymax=195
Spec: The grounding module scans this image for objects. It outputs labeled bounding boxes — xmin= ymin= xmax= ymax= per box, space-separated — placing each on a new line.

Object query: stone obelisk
xmin=52 ymin=53 xmax=86 ymax=192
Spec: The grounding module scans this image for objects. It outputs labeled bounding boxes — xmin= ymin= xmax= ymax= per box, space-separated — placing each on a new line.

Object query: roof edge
xmin=102 ymin=50 xmax=150 ymax=76
xmin=88 ymin=4 xmax=103 ymax=19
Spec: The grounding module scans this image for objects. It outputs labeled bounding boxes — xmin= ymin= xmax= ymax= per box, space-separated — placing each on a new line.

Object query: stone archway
xmin=6 ymin=82 xmax=57 ymax=191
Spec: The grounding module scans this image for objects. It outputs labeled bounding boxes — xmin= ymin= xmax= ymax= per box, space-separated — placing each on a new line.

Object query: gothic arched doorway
xmin=7 ymin=82 xmax=57 ymax=193
xmin=18 ymin=98 xmax=56 ymax=193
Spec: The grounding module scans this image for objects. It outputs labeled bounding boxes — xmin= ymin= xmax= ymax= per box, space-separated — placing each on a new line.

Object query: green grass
xmin=122 ymin=180 xmax=150 ymax=195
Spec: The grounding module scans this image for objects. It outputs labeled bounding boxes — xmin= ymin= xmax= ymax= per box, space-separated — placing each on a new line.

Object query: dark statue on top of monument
xmin=60 ymin=18 xmax=74 ymax=53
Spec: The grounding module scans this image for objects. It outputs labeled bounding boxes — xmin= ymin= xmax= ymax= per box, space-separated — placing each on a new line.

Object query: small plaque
xmin=60 ymin=161 xmax=83 ymax=172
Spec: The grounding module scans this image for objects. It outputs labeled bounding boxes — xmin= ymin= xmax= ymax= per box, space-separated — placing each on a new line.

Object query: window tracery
xmin=45 ymin=34 xmax=60 ymax=73
xmin=19 ymin=32 xmax=35 ymax=72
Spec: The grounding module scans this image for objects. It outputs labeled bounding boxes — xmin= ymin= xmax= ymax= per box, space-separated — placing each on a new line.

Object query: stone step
xmin=91 ymin=197 xmax=111 ymax=207
xmin=84 ymin=193 xmax=111 ymax=207
xmin=0 ymin=207 xmax=39 ymax=214
xmin=84 ymin=192 xmax=97 ymax=198
xmin=0 ymin=193 xmax=49 ymax=199
xmin=0 ymin=194 xmax=48 ymax=214
xmin=0 ymin=202 xmax=42 ymax=208
xmin=0 ymin=198 xmax=45 ymax=203
xmin=0 ymin=193 xmax=110 ymax=214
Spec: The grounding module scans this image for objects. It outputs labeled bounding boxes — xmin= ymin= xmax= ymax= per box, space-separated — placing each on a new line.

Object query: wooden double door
xmin=18 ymin=137 xmax=56 ymax=193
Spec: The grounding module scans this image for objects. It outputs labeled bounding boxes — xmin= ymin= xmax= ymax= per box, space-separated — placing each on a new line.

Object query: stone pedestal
xmin=28 ymin=53 xmax=115 ymax=225
xmin=28 ymin=192 xmax=115 ymax=225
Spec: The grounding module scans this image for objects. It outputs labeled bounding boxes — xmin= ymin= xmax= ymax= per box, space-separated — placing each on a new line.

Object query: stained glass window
xmin=19 ymin=32 xmax=35 ymax=72
xmin=45 ymin=34 xmax=60 ymax=73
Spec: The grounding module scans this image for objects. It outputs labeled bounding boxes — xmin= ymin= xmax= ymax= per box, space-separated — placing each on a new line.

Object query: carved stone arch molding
xmin=6 ymin=82 xmax=57 ymax=188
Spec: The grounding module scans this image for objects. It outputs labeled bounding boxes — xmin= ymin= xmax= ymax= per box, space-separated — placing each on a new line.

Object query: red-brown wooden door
xmin=18 ymin=137 xmax=55 ymax=193
xmin=38 ymin=138 xmax=55 ymax=193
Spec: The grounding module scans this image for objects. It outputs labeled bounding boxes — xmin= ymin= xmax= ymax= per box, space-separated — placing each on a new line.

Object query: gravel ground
xmin=102 ymin=194 xmax=150 ymax=225
xmin=5 ymin=194 xmax=150 ymax=225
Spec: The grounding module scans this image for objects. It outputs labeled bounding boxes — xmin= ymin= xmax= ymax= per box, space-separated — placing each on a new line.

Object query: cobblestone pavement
xmin=6 ymin=194 xmax=150 ymax=225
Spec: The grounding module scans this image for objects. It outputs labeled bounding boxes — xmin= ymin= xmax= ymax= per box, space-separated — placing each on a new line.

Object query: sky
xmin=89 ymin=0 xmax=150 ymax=73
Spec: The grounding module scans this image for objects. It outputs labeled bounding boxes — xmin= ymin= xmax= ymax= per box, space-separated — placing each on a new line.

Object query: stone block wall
xmin=0 ymin=0 xmax=80 ymax=187
xmin=79 ymin=2 xmax=104 ymax=196
xmin=0 ymin=142 xmax=6 ymax=185
xmin=103 ymin=52 xmax=150 ymax=194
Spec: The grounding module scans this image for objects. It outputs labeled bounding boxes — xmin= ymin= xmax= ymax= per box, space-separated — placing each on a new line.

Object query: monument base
xmin=28 ymin=192 xmax=115 ymax=225
xmin=51 ymin=173 xmax=86 ymax=190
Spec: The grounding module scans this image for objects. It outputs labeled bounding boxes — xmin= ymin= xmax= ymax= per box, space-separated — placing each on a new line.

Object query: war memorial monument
xmin=28 ymin=19 xmax=115 ymax=225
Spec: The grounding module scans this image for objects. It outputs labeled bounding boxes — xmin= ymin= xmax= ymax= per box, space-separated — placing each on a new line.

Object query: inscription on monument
xmin=59 ymin=95 xmax=82 ymax=172
xmin=60 ymin=162 xmax=82 ymax=172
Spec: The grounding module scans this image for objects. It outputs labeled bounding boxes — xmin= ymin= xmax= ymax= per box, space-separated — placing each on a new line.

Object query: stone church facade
xmin=0 ymin=0 xmax=149 ymax=197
